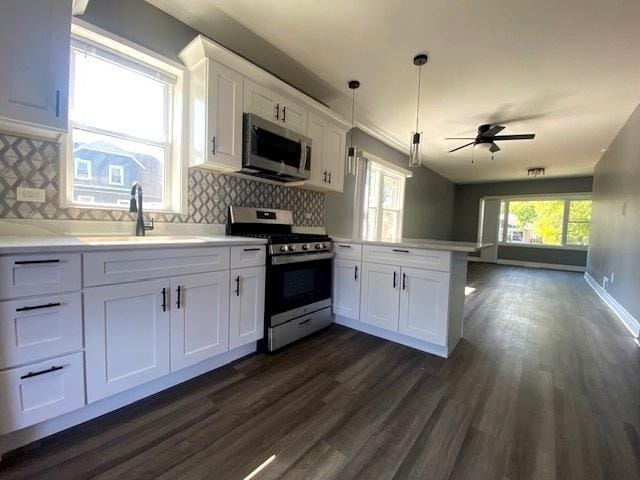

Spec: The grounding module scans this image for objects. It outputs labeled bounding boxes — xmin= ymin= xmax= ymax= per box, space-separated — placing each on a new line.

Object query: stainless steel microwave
xmin=241 ymin=113 xmax=312 ymax=183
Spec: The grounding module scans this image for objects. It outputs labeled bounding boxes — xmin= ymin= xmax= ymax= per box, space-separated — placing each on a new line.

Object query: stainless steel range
xmin=228 ymin=206 xmax=333 ymax=351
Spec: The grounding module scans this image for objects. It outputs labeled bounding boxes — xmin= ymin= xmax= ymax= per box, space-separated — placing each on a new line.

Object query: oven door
xmin=243 ymin=114 xmax=311 ymax=180
xmin=267 ymin=253 xmax=333 ymax=326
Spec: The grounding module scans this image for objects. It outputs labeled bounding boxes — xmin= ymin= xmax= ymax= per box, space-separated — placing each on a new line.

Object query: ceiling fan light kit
xmin=346 ymin=80 xmax=361 ymax=176
xmin=409 ymin=53 xmax=428 ymax=167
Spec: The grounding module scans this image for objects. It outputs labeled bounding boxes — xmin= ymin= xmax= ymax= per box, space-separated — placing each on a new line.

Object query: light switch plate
xmin=17 ymin=187 xmax=46 ymax=203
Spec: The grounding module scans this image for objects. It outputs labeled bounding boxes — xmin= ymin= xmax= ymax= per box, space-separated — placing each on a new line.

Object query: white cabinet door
xmin=399 ymin=267 xmax=450 ymax=345
xmin=243 ymin=78 xmax=279 ymax=122
xmin=0 ymin=0 xmax=71 ymax=131
xmin=170 ymin=271 xmax=230 ymax=371
xmin=360 ymin=262 xmax=400 ymax=331
xmin=306 ymin=112 xmax=328 ymax=188
xmin=207 ymin=61 xmax=243 ymax=170
xmin=281 ymin=98 xmax=307 ymax=135
xmin=333 ymin=259 xmax=361 ymax=320
xmin=84 ymin=280 xmax=171 ymax=403
xmin=324 ymin=124 xmax=346 ymax=192
xmin=229 ymin=266 xmax=265 ymax=349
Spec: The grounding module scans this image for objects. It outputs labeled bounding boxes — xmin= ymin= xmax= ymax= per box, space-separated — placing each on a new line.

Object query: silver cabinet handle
xmin=55 ymin=90 xmax=61 ymax=118
xmin=21 ymin=365 xmax=63 ymax=380
xmin=282 ymin=106 xmax=286 ymax=122
xmin=211 ymin=136 xmax=216 ymax=155
xmin=392 ymin=249 xmax=410 ymax=253
xmin=16 ymin=302 xmax=61 ymax=312
xmin=393 ymin=271 xmax=397 ymax=288
xmin=275 ymin=103 xmax=280 ymax=120
xmin=328 ymin=171 xmax=332 ymax=184
xmin=235 ymin=275 xmax=240 ymax=296
xmin=354 ymin=265 xmax=358 ymax=280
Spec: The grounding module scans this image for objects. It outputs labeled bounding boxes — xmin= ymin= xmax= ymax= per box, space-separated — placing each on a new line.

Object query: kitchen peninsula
xmin=332 ymin=238 xmax=491 ymax=358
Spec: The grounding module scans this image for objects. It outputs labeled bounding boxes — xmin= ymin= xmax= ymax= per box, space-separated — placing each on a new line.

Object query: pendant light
xmin=409 ymin=54 xmax=428 ymax=167
xmin=346 ymin=80 xmax=360 ymax=176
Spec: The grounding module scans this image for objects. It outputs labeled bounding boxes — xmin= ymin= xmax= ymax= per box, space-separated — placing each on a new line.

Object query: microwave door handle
xmin=299 ymin=142 xmax=308 ymax=173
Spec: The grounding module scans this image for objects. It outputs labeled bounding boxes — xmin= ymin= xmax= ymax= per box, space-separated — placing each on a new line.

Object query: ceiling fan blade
xmin=489 ymin=143 xmax=501 ymax=153
xmin=482 ymin=125 xmax=505 ymax=137
xmin=445 ymin=137 xmax=475 ymax=140
xmin=448 ymin=142 xmax=476 ymax=153
xmin=492 ymin=134 xmax=535 ymax=141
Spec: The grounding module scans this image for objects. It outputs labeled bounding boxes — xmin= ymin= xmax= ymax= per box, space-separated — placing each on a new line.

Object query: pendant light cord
xmin=350 ymin=88 xmax=356 ymax=148
xmin=415 ymin=65 xmax=422 ymax=133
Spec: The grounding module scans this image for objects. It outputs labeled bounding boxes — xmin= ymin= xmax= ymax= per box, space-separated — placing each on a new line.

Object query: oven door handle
xmin=299 ymin=141 xmax=309 ymax=173
xmin=271 ymin=252 xmax=334 ymax=265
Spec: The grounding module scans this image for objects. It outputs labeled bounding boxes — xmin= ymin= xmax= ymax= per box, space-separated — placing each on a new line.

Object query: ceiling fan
xmin=446 ymin=124 xmax=535 ymax=154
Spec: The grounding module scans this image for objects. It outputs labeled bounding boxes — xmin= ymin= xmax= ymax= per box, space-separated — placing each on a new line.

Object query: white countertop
xmin=0 ymin=235 xmax=267 ymax=254
xmin=332 ymin=237 xmax=492 ymax=253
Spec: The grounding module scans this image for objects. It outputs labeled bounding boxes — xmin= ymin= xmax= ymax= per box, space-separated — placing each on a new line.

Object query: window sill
xmin=60 ymin=201 xmax=182 ymax=216
xmin=498 ymin=242 xmax=588 ymax=251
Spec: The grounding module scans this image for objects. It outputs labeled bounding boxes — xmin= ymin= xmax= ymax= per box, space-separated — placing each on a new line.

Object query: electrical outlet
xmin=602 ymin=276 xmax=609 ymax=291
xmin=304 ymin=212 xmax=312 ymax=220
xmin=17 ymin=187 xmax=45 ymax=203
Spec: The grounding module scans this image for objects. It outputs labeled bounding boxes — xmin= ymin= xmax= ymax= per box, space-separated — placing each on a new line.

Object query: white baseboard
xmin=467 ymin=256 xmax=483 ymax=263
xmin=496 ymin=259 xmax=585 ymax=272
xmin=0 ymin=343 xmax=256 ymax=456
xmin=584 ymin=273 xmax=639 ymax=337
xmin=334 ymin=316 xmax=450 ymax=358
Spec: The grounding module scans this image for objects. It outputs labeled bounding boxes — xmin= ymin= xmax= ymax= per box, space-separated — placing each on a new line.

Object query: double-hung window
xmin=362 ymin=161 xmax=407 ymax=242
xmin=65 ymin=25 xmax=184 ymax=212
xmin=498 ymin=196 xmax=592 ymax=248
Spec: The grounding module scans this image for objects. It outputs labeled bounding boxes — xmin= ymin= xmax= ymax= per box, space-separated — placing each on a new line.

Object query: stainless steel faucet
xmin=129 ymin=181 xmax=154 ymax=236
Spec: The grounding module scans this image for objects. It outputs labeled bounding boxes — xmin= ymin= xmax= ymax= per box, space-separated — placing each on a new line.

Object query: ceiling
xmin=147 ymin=0 xmax=640 ymax=183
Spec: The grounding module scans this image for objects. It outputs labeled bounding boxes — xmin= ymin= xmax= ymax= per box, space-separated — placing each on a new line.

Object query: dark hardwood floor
xmin=1 ymin=264 xmax=639 ymax=480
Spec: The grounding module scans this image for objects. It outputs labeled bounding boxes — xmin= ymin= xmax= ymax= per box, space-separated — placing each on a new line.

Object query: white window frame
xmin=361 ymin=157 xmax=409 ymax=242
xmin=108 ymin=164 xmax=124 ymax=186
xmin=496 ymin=193 xmax=592 ymax=250
xmin=60 ymin=19 xmax=187 ymax=214
xmin=74 ymin=158 xmax=92 ymax=180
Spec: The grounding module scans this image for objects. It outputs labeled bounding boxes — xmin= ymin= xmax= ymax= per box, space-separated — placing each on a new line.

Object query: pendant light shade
xmin=409 ymin=54 xmax=428 ymax=167
xmin=346 ymin=80 xmax=360 ymax=176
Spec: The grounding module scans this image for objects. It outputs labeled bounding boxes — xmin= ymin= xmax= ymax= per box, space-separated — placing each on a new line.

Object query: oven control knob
xmin=280 ymin=245 xmax=289 ymax=252
xmin=302 ymin=244 xmax=309 ymax=250
xmin=321 ymin=243 xmax=327 ymax=249
xmin=315 ymin=243 xmax=322 ymax=249
xmin=289 ymin=244 xmax=296 ymax=251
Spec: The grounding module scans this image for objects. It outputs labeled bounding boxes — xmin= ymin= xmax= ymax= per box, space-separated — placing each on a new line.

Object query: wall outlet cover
xmin=17 ymin=187 xmax=46 ymax=203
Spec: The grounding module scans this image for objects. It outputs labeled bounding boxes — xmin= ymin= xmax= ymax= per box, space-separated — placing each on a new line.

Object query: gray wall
xmin=326 ymin=129 xmax=456 ymax=240
xmin=454 ymin=176 xmax=594 ymax=265
xmin=587 ymin=103 xmax=640 ymax=321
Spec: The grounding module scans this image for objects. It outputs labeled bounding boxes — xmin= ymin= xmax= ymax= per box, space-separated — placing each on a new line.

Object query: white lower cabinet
xmin=333 ymin=259 xmax=361 ymax=320
xmin=170 ymin=271 xmax=230 ymax=371
xmin=398 ymin=267 xmax=450 ymax=345
xmin=84 ymin=279 xmax=171 ymax=403
xmin=360 ymin=262 xmax=400 ymax=331
xmin=229 ymin=266 xmax=265 ymax=349
xmin=0 ymin=352 xmax=85 ymax=434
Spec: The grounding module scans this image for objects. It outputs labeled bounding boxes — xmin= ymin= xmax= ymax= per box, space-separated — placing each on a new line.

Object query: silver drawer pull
xmin=14 ymin=259 xmax=60 ymax=265
xmin=21 ymin=365 xmax=63 ymax=380
xmin=243 ymin=248 xmax=261 ymax=252
xmin=298 ymin=318 xmax=312 ymax=327
xmin=392 ymin=249 xmax=410 ymax=253
xmin=338 ymin=245 xmax=352 ymax=248
xmin=16 ymin=302 xmax=61 ymax=312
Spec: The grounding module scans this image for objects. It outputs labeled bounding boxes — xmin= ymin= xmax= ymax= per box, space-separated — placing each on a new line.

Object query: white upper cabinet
xmin=398 ymin=267 xmax=449 ymax=345
xmin=186 ymin=58 xmax=243 ymax=172
xmin=306 ymin=112 xmax=347 ymax=192
xmin=229 ymin=266 xmax=265 ymax=349
xmin=243 ymin=78 xmax=280 ymax=123
xmin=243 ymin=78 xmax=308 ymax=135
xmin=170 ymin=272 xmax=230 ymax=371
xmin=0 ymin=0 xmax=72 ymax=132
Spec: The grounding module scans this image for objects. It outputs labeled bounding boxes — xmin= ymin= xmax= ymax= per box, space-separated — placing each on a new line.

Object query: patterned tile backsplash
xmin=0 ymin=133 xmax=325 ymax=227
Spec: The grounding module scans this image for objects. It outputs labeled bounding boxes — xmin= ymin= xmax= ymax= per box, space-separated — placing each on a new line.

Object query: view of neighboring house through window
xmin=362 ymin=161 xmax=406 ymax=242
xmin=498 ymin=196 xmax=592 ymax=247
xmin=67 ymin=34 xmax=177 ymax=210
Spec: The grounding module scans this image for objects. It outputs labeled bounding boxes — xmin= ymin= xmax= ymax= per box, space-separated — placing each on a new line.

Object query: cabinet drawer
xmin=84 ymin=247 xmax=231 ymax=286
xmin=0 ymin=352 xmax=85 ymax=434
xmin=0 ymin=253 xmax=81 ymax=300
xmin=363 ymin=245 xmax=451 ymax=272
xmin=334 ymin=242 xmax=362 ymax=260
xmin=0 ymin=292 xmax=82 ymax=370
xmin=230 ymin=245 xmax=266 ymax=269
